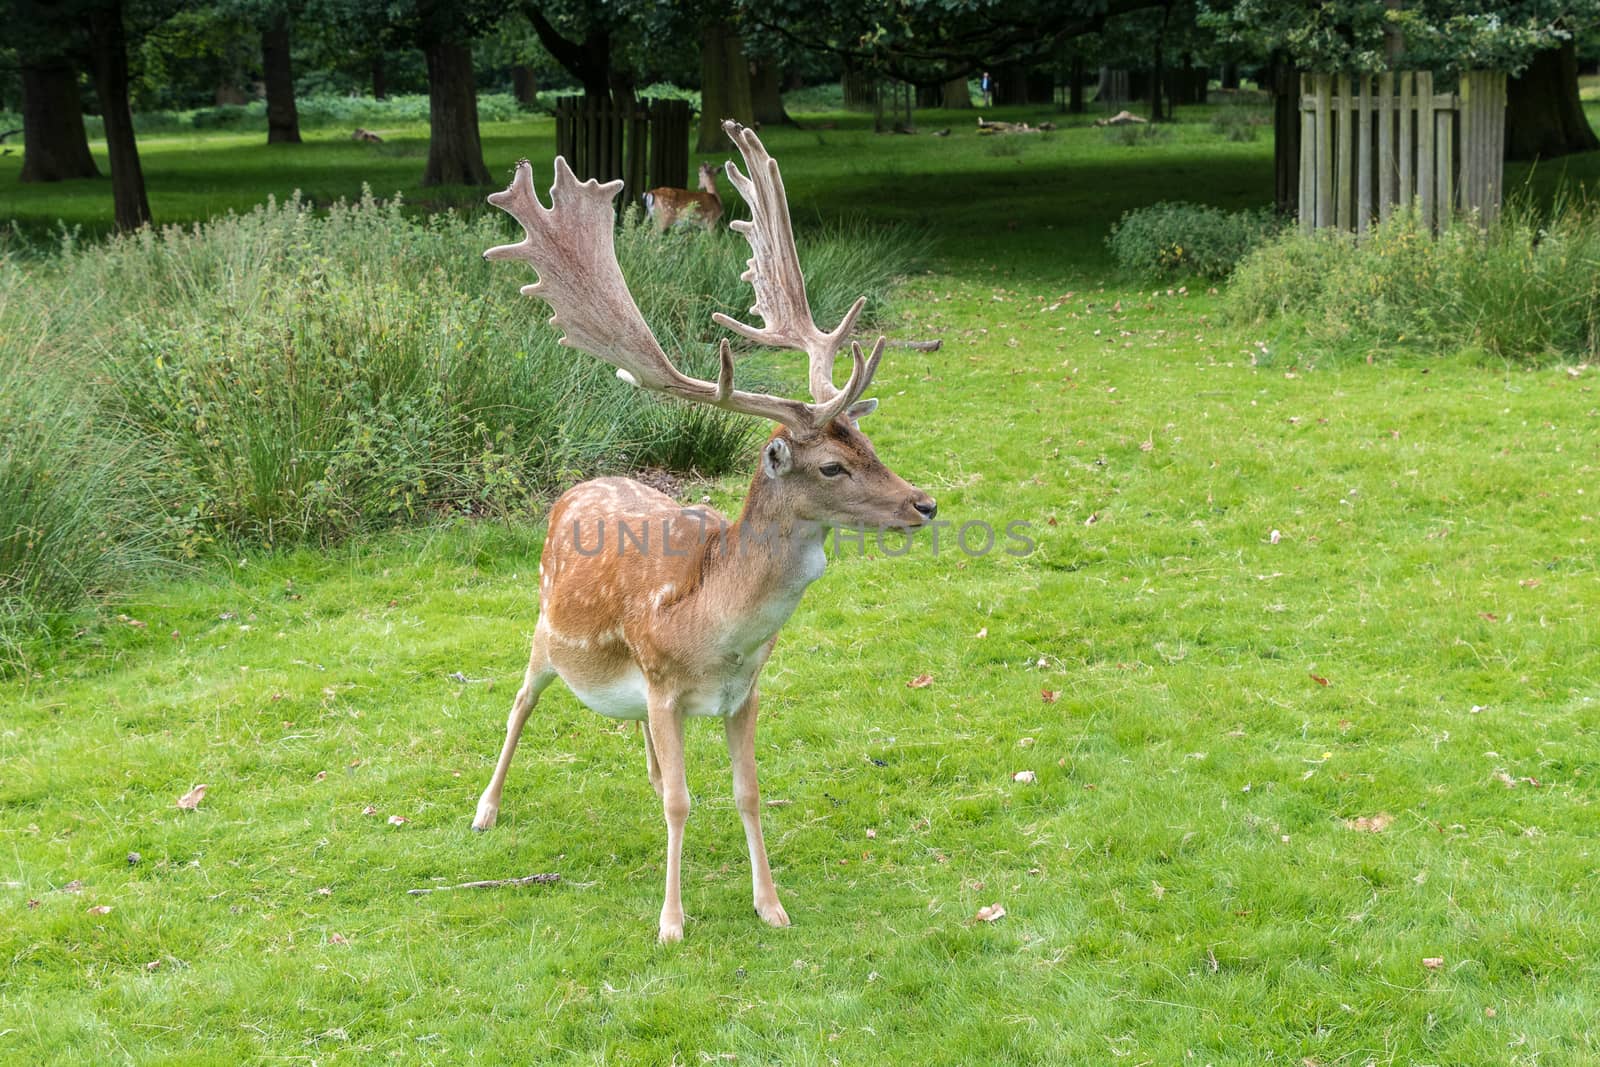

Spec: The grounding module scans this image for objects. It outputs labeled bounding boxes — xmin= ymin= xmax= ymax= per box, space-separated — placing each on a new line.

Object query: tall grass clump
xmin=0 ymin=191 xmax=923 ymax=647
xmin=1227 ymin=200 xmax=1600 ymax=363
xmin=0 ymin=266 xmax=164 ymax=659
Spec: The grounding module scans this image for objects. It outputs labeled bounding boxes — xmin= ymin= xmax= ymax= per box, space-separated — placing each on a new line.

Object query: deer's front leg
xmin=727 ymin=687 xmax=790 ymax=928
xmin=647 ymin=693 xmax=689 ymax=943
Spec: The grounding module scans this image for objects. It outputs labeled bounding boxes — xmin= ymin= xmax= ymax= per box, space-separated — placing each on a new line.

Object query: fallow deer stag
xmin=642 ymin=161 xmax=724 ymax=230
xmin=475 ymin=120 xmax=936 ymax=942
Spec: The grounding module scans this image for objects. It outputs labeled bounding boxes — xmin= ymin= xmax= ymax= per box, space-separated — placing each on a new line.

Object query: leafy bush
xmin=0 ymin=193 xmax=925 ymax=649
xmin=1107 ymin=201 xmax=1282 ymax=280
xmin=1227 ymin=201 xmax=1600 ymax=364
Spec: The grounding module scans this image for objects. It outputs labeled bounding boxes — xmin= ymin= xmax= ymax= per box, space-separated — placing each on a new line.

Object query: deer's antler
xmin=485 ymin=144 xmax=881 ymax=433
xmin=712 ymin=119 xmax=881 ymax=407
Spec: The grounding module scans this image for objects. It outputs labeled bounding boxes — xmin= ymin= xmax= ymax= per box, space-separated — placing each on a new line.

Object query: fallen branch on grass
xmin=407 ymin=873 xmax=560 ymax=895
xmin=853 ymin=338 xmax=943 ymax=352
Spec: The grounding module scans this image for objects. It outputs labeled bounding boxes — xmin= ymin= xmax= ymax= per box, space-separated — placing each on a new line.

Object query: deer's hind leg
xmin=472 ymin=625 xmax=556 ymax=831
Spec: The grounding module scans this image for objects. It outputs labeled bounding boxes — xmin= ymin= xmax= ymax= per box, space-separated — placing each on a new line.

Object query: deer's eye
xmin=818 ymin=462 xmax=847 ymax=478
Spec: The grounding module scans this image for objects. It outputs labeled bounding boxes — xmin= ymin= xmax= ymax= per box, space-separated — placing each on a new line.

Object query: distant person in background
xmin=981 ymin=71 xmax=994 ymax=106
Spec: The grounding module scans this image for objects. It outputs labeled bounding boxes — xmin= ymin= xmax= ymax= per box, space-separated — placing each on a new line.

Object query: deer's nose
xmin=913 ymin=497 xmax=938 ymax=521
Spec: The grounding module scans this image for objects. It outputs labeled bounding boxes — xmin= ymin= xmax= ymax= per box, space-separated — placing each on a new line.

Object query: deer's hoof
xmin=757 ymin=900 xmax=791 ymax=928
xmin=658 ymin=913 xmax=685 ymax=943
xmin=471 ymin=803 xmax=498 ymax=832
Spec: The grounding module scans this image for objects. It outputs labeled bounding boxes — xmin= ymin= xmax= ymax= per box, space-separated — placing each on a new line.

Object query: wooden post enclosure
xmin=553 ymin=97 xmax=693 ymax=212
xmin=1297 ymin=71 xmax=1506 ymax=236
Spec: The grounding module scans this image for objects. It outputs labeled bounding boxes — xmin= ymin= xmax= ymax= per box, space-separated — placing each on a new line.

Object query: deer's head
xmin=759 ymin=417 xmax=935 ymax=532
xmin=697 ymin=161 xmax=725 ymax=191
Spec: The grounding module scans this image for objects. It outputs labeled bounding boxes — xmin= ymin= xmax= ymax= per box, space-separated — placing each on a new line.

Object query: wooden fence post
xmin=1398 ymin=73 xmax=1414 ymax=209
xmin=1378 ymin=71 xmax=1396 ymax=223
xmin=1298 ymin=74 xmax=1315 ymax=234
xmin=1357 ymin=74 xmax=1373 ymax=237
xmin=1417 ymin=70 xmax=1435 ymax=227
xmin=1457 ymin=71 xmax=1507 ymax=225
xmin=1315 ymin=75 xmax=1333 ymax=229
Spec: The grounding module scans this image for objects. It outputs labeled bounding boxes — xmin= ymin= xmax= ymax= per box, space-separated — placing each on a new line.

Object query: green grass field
xmin=4 ymin=103 xmax=1600 ymax=1064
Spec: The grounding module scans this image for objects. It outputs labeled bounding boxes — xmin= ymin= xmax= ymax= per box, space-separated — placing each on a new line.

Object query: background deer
xmin=476 ymin=121 xmax=936 ymax=942
xmin=642 ymin=161 xmax=724 ymax=230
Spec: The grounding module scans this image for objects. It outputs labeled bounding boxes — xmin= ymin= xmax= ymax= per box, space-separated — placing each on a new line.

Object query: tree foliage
xmin=1198 ymin=0 xmax=1600 ymax=74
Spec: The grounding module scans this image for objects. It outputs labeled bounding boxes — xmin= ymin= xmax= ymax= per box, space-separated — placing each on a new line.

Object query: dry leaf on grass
xmin=1344 ymin=813 xmax=1394 ymax=833
xmin=1422 ymin=956 xmax=1444 ymax=970
xmin=176 ymin=784 xmax=208 ymax=811
xmin=1012 ymin=770 xmax=1037 ymax=784
xmin=907 ymin=674 xmax=934 ymax=689
xmin=1040 ymin=689 xmax=1060 ymax=704
xmin=974 ymin=903 xmax=1007 ymax=923
xmin=1309 ymin=673 xmax=1330 ymax=687
xmin=387 ymin=815 xmax=408 ymax=826
xmin=361 ymin=805 xmax=379 ymax=816
xmin=329 ymin=932 xmax=350 ymax=946
xmin=87 ymin=905 xmax=112 ymax=916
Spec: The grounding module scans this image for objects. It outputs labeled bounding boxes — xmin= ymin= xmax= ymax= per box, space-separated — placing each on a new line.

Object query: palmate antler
xmin=484 ymin=125 xmax=883 ymax=433
xmin=712 ymin=120 xmax=881 ymax=406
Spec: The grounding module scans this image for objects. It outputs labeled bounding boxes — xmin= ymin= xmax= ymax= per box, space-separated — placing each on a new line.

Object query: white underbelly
xmin=566 ymin=670 xmax=649 ymax=720
xmin=564 ymin=669 xmax=752 ymax=720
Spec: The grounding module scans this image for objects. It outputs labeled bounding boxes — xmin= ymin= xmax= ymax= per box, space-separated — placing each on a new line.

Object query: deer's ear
xmin=762 ymin=437 xmax=792 ymax=479
xmin=845 ymin=398 xmax=878 ymax=423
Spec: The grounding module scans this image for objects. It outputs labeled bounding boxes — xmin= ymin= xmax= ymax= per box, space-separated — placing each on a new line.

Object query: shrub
xmin=1107 ymin=201 xmax=1282 ymax=280
xmin=1226 ymin=201 xmax=1600 ymax=364
xmin=0 ymin=193 xmax=926 ymax=648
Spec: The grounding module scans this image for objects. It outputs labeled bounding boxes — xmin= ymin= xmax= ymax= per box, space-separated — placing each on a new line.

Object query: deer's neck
xmin=697 ymin=469 xmax=825 ymax=653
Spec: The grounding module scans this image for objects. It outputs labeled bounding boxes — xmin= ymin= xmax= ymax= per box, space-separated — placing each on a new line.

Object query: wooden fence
xmin=1298 ymin=71 xmax=1506 ymax=236
xmin=552 ymin=97 xmax=693 ymax=210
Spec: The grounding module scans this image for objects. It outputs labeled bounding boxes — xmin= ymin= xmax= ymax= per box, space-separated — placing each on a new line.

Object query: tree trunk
xmin=942 ymin=76 xmax=972 ymax=109
xmin=262 ymin=13 xmax=301 ymax=144
xmin=19 ymin=61 xmax=100 ymax=182
xmin=371 ymin=53 xmax=388 ymax=99
xmin=1067 ymin=56 xmax=1085 ymax=113
xmin=86 ymin=2 xmax=150 ymax=231
xmin=1168 ymin=56 xmax=1205 ymax=106
xmin=1505 ymin=40 xmax=1599 ymax=160
xmin=751 ymin=60 xmax=794 ymax=126
xmin=842 ymin=68 xmax=876 ymax=111
xmin=1271 ymin=53 xmax=1299 ymax=216
xmin=526 ymin=10 xmax=611 ymax=100
xmin=512 ymin=65 xmax=537 ymax=108
xmin=1220 ymin=62 xmax=1239 ymax=91
xmin=421 ymin=40 xmax=491 ymax=186
xmin=697 ymin=22 xmax=754 ymax=151
xmin=609 ymin=70 xmax=636 ymax=114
